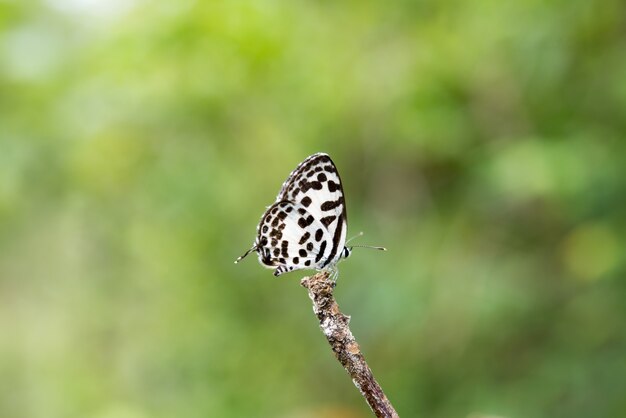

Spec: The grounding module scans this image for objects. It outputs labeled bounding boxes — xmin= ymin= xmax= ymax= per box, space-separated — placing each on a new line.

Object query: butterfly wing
xmin=255 ymin=201 xmax=335 ymax=276
xmin=277 ymin=153 xmax=326 ymax=201
xmin=276 ymin=153 xmax=348 ymax=269
xmin=240 ymin=153 xmax=349 ymax=276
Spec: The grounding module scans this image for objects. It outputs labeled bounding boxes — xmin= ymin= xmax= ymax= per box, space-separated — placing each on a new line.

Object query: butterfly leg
xmin=326 ymin=266 xmax=339 ymax=283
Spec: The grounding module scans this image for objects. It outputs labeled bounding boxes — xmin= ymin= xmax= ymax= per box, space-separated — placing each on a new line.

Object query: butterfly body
xmin=236 ymin=152 xmax=381 ymax=277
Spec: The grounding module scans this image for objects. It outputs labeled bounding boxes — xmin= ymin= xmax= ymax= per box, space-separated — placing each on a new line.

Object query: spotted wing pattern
xmin=255 ymin=201 xmax=335 ymax=276
xmin=253 ymin=153 xmax=348 ymax=276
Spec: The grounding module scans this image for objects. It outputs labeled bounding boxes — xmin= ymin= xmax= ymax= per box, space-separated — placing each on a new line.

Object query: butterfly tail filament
xmin=234 ymin=245 xmax=257 ymax=264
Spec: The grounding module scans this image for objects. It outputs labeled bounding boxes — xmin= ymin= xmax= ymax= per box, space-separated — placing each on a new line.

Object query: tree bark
xmin=301 ymin=272 xmax=399 ymax=418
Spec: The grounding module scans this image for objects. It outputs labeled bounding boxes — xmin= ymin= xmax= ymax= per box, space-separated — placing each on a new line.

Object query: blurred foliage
xmin=1 ymin=0 xmax=625 ymax=417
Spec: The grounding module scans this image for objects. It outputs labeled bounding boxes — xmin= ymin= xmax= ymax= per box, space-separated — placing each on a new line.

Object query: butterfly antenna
xmin=350 ymin=244 xmax=387 ymax=251
xmin=347 ymin=232 xmax=386 ymax=251
xmin=346 ymin=231 xmax=364 ymax=244
xmin=234 ymin=246 xmax=257 ymax=264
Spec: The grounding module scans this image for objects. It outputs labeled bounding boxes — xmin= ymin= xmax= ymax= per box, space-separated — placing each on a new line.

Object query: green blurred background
xmin=1 ymin=1 xmax=625 ymax=417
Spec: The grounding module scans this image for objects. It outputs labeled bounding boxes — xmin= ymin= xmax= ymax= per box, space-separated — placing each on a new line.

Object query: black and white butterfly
xmin=235 ymin=152 xmax=385 ymax=277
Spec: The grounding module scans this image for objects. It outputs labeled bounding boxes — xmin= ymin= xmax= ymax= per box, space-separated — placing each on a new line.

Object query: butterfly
xmin=235 ymin=152 xmax=385 ymax=278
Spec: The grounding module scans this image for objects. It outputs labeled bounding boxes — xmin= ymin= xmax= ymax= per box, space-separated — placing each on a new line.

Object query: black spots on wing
xmin=321 ymin=197 xmax=343 ymax=211
xmin=280 ymin=240 xmax=289 ymax=257
xmin=323 ymin=164 xmax=335 ymax=173
xmin=271 ymin=206 xmax=278 ymax=215
xmin=287 ymin=155 xmax=336 ymax=192
xmin=298 ymin=180 xmax=310 ymax=193
xmin=307 ymin=242 xmax=313 ymax=251
xmin=315 ymin=228 xmax=323 ymax=241
xmin=299 ymin=249 xmax=307 ymax=257
xmin=278 ymin=223 xmax=286 ymax=231
xmin=305 ymin=260 xmax=311 ymax=266
xmin=310 ymin=181 xmax=323 ymax=190
xmin=298 ymin=172 xmax=325 ymax=193
xmin=315 ymin=241 xmax=326 ymax=262
xmin=299 ymin=232 xmax=310 ymax=245
xmin=262 ymin=225 xmax=268 ymax=233
xmin=299 ymin=160 xmax=314 ymax=173
xmin=277 ymin=211 xmax=287 ymax=220
xmin=279 ymin=257 xmax=286 ymax=264
xmin=305 ymin=156 xmax=329 ymax=171
xmin=273 ymin=248 xmax=280 ymax=257
xmin=301 ymin=196 xmax=312 ymax=207
xmin=298 ymin=215 xmax=314 ymax=228
xmin=293 ymin=257 xmax=299 ymax=264
xmin=271 ymin=217 xmax=279 ymax=227
xmin=260 ymin=236 xmax=268 ymax=246
xmin=321 ymin=215 xmax=336 ymax=227
xmin=271 ymin=238 xmax=278 ymax=247
xmin=269 ymin=228 xmax=282 ymax=240
xmin=285 ymin=206 xmax=293 ymax=213
xmin=261 ymin=251 xmax=272 ymax=265
xmin=327 ymin=180 xmax=340 ymax=193
xmin=297 ymin=208 xmax=307 ymax=215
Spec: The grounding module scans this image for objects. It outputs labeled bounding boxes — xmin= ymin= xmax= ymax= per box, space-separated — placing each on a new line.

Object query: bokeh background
xmin=1 ymin=1 xmax=625 ymax=417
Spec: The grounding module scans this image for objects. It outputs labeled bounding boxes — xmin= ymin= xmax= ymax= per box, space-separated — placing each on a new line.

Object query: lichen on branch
xmin=301 ymin=272 xmax=399 ymax=418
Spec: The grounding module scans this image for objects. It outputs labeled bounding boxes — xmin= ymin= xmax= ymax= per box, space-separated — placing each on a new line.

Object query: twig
xmin=301 ymin=272 xmax=399 ymax=418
